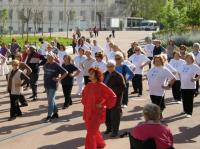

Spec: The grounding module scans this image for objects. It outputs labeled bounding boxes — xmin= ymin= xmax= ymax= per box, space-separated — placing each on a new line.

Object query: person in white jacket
xmin=74 ymin=48 xmax=87 ymax=95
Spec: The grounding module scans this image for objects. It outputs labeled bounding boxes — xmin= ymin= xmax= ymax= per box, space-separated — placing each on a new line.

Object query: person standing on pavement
xmin=43 ymin=54 xmax=67 ymax=122
xmin=115 ymin=52 xmax=134 ymax=108
xmin=61 ymin=55 xmax=80 ymax=109
xmin=82 ymin=50 xmax=95 ymax=85
xmin=153 ymin=40 xmax=166 ymax=57
xmin=7 ymin=60 xmax=29 ymax=121
xmin=74 ymin=48 xmax=87 ymax=95
xmin=169 ymin=51 xmax=185 ymax=104
xmin=15 ymin=53 xmax=32 ymax=107
xmin=147 ymin=55 xmax=175 ymax=121
xmin=103 ymin=60 xmax=126 ymax=137
xmin=178 ymin=53 xmax=200 ymax=118
xmin=129 ymin=46 xmax=151 ymax=97
xmin=144 ymin=37 xmax=155 ymax=69
xmin=82 ymin=67 xmax=116 ymax=149
xmin=25 ymin=46 xmax=46 ymax=101
xmin=92 ymin=52 xmax=107 ymax=73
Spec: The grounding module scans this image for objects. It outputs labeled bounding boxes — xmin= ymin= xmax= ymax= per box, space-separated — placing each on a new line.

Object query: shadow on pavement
xmin=174 ymin=125 xmax=200 ymax=143
xmin=121 ymin=112 xmax=143 ymax=121
xmin=44 ymin=123 xmax=85 ymax=136
xmin=38 ymin=137 xmax=85 ymax=149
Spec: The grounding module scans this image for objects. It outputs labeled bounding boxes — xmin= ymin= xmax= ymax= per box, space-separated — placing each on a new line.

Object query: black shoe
xmin=45 ymin=116 xmax=52 ymax=123
xmin=20 ymin=103 xmax=28 ymax=107
xmin=17 ymin=113 xmax=22 ymax=117
xmin=131 ymin=91 xmax=138 ymax=94
xmin=62 ymin=103 xmax=69 ymax=109
xmin=8 ymin=117 xmax=16 ymax=121
xmin=29 ymin=95 xmax=35 ymax=99
xmin=110 ymin=132 xmax=118 ymax=138
xmin=52 ymin=113 xmax=59 ymax=119
xmin=104 ymin=129 xmax=111 ymax=134
xmin=138 ymin=94 xmax=142 ymax=97
xmin=31 ymin=97 xmax=37 ymax=102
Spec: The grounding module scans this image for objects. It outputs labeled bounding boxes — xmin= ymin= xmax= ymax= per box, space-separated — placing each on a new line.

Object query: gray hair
xmin=193 ymin=43 xmax=200 ymax=49
xmin=143 ymin=104 xmax=160 ymax=122
xmin=107 ymin=60 xmax=116 ymax=67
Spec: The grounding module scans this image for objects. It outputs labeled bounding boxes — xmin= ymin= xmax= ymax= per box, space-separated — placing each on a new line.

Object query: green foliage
xmin=0 ymin=9 xmax=9 ymax=34
xmin=0 ymin=36 xmax=72 ymax=50
xmin=186 ymin=0 xmax=200 ymax=27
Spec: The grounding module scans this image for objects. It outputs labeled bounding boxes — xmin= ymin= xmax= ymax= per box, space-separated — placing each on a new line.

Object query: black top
xmin=44 ymin=62 xmax=66 ymax=89
xmin=61 ymin=63 xmax=78 ymax=86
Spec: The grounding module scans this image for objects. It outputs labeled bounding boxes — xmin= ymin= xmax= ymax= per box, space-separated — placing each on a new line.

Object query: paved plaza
xmin=0 ymin=31 xmax=200 ymax=149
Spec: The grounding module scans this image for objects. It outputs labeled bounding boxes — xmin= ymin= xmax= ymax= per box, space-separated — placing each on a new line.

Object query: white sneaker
xmin=177 ymin=101 xmax=182 ymax=104
xmin=121 ymin=105 xmax=127 ymax=108
xmin=186 ymin=114 xmax=192 ymax=118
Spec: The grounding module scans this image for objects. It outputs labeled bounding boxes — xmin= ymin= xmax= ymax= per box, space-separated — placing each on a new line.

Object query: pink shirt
xmin=131 ymin=123 xmax=173 ymax=149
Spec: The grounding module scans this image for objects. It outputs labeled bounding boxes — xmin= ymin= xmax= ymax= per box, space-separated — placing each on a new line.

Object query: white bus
xmin=124 ymin=17 xmax=144 ymax=30
xmin=139 ymin=20 xmax=159 ymax=31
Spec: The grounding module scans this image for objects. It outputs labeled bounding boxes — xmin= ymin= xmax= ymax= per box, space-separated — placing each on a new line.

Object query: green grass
xmin=0 ymin=35 xmax=72 ymax=49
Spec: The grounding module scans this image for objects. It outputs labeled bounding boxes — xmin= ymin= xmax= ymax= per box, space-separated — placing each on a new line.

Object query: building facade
xmin=0 ymin=0 xmax=116 ymax=34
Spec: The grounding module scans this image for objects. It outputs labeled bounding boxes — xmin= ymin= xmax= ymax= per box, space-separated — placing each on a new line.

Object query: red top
xmin=131 ymin=123 xmax=173 ymax=149
xmin=82 ymin=82 xmax=116 ymax=123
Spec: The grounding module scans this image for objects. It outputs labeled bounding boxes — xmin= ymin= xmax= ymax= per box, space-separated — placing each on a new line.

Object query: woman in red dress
xmin=82 ymin=68 xmax=116 ymax=149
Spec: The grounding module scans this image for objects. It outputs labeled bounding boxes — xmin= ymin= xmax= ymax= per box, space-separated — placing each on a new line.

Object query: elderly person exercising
xmin=131 ymin=104 xmax=174 ymax=149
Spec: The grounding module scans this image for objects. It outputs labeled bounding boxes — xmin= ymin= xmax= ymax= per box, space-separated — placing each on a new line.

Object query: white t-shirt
xmin=57 ymin=50 xmax=68 ymax=65
xmin=107 ymin=51 xmax=116 ymax=60
xmin=169 ymin=59 xmax=185 ymax=80
xmin=147 ymin=66 xmax=175 ymax=96
xmin=92 ymin=61 xmax=107 ymax=73
xmin=74 ymin=55 xmax=87 ymax=72
xmin=129 ymin=54 xmax=150 ymax=75
xmin=39 ymin=42 xmax=48 ymax=56
xmin=194 ymin=52 xmax=200 ymax=65
xmin=91 ymin=45 xmax=104 ymax=58
xmin=164 ymin=63 xmax=177 ymax=78
xmin=178 ymin=63 xmax=200 ymax=89
xmin=144 ymin=43 xmax=155 ymax=57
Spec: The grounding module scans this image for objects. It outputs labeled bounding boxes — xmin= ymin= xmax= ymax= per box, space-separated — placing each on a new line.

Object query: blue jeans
xmin=46 ymin=88 xmax=57 ymax=117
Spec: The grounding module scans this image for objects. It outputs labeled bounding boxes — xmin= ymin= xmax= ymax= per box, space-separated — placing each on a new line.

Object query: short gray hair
xmin=143 ymin=104 xmax=160 ymax=122
xmin=193 ymin=43 xmax=200 ymax=49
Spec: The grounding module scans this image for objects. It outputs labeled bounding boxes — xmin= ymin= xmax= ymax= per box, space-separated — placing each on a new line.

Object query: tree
xmin=0 ymin=9 xmax=8 ymax=36
xmin=66 ymin=9 xmax=75 ymax=38
xmin=186 ymin=0 xmax=200 ymax=28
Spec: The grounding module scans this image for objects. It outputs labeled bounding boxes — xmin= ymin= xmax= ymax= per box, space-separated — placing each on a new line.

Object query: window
xmin=9 ymin=9 xmax=13 ymax=20
xmin=80 ymin=10 xmax=86 ymax=20
xmin=59 ymin=11 xmax=63 ymax=21
xmin=48 ymin=11 xmax=53 ymax=21
xmin=91 ymin=10 xmax=95 ymax=21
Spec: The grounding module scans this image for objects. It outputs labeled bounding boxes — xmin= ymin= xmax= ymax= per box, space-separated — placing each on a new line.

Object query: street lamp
xmin=94 ymin=0 xmax=97 ymax=27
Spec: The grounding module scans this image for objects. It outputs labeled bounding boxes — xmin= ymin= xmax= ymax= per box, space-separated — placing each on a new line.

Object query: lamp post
xmin=94 ymin=0 xmax=97 ymax=27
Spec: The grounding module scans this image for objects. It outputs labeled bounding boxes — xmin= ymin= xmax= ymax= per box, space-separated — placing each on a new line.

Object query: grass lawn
xmin=0 ymin=35 xmax=72 ymax=48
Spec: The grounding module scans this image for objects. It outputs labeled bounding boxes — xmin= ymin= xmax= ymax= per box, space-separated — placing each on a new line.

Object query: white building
xmin=0 ymin=0 xmax=116 ymax=34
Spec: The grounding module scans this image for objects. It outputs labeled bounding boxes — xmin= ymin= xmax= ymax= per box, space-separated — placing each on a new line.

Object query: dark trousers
xmin=10 ymin=94 xmax=22 ymax=118
xmin=19 ymin=94 xmax=28 ymax=105
xmin=181 ymin=89 xmax=195 ymax=115
xmin=106 ymin=107 xmax=121 ymax=134
xmin=84 ymin=76 xmax=91 ymax=85
xmin=62 ymin=84 xmax=73 ymax=106
xmin=172 ymin=80 xmax=181 ymax=101
xmin=122 ymin=82 xmax=129 ymax=105
xmin=196 ymin=80 xmax=199 ymax=94
xmin=132 ymin=74 xmax=143 ymax=94
xmin=148 ymin=57 xmax=153 ymax=69
xmin=30 ymin=73 xmax=39 ymax=97
xmin=150 ymin=95 xmax=165 ymax=111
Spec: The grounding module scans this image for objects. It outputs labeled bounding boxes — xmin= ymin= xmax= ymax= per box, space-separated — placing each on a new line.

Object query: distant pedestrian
xmin=112 ymin=29 xmax=115 ymax=38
